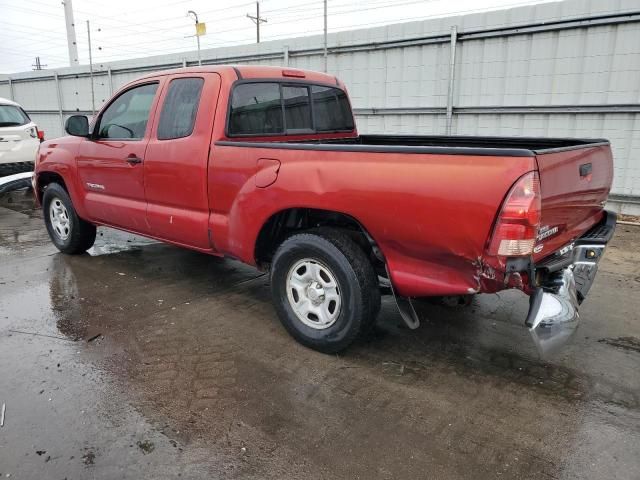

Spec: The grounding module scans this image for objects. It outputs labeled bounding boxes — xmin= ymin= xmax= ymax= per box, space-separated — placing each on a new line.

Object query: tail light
xmin=37 ymin=129 xmax=45 ymax=142
xmin=488 ymin=171 xmax=541 ymax=256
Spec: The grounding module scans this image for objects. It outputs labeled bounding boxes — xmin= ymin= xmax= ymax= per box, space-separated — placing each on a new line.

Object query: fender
xmin=35 ymin=137 xmax=90 ymax=220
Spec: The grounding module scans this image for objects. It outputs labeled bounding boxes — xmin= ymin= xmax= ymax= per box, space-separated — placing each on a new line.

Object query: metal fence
xmin=1 ymin=0 xmax=639 ymax=213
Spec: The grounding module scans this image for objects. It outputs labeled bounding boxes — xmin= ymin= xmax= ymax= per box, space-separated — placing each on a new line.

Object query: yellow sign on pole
xmin=196 ymin=22 xmax=206 ymax=36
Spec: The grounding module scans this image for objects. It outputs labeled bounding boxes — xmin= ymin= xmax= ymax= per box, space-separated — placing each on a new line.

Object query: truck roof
xmin=131 ymin=65 xmax=340 ymax=86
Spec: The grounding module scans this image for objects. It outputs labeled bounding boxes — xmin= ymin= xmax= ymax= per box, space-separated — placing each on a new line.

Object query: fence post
xmin=446 ymin=25 xmax=458 ymax=135
xmin=54 ymin=72 xmax=64 ymax=134
xmin=107 ymin=66 xmax=113 ymax=95
xmin=8 ymin=77 xmax=14 ymax=101
xmin=283 ymin=45 xmax=290 ymax=66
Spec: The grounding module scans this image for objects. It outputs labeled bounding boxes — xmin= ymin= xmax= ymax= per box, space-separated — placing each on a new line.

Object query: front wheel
xmin=43 ymin=183 xmax=96 ymax=254
xmin=270 ymin=229 xmax=380 ymax=353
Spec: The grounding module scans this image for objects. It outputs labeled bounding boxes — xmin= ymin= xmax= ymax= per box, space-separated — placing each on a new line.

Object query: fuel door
xmin=255 ymin=158 xmax=281 ymax=188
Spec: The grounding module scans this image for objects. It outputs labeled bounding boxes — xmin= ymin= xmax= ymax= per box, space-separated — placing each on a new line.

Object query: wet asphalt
xmin=0 ymin=188 xmax=638 ymax=479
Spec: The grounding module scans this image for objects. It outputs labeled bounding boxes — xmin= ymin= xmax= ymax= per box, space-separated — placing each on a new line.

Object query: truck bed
xmin=216 ymin=134 xmax=613 ymax=269
xmin=218 ymin=134 xmax=609 ymax=157
xmin=348 ymin=134 xmax=609 ymax=154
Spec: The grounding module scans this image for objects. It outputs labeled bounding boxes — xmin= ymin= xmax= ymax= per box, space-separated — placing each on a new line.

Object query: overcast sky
xmin=0 ymin=0 xmax=554 ymax=74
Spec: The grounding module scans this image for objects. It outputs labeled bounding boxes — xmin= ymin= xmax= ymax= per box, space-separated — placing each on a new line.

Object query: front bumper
xmin=525 ymin=211 xmax=616 ymax=357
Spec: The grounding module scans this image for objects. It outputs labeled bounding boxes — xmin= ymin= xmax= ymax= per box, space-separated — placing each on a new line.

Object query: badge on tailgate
xmin=537 ymin=225 xmax=559 ymax=242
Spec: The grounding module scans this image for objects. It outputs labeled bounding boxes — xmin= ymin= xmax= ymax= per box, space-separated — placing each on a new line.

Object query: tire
xmin=43 ymin=183 xmax=96 ymax=254
xmin=270 ymin=228 xmax=381 ymax=353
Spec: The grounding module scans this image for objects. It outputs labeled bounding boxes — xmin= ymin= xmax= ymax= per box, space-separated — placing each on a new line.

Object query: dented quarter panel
xmin=209 ymin=141 xmax=536 ymax=297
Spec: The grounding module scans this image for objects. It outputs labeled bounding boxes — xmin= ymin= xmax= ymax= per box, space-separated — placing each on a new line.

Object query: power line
xmin=0 ymin=3 xmax=65 ymax=21
xmin=77 ymin=0 xmax=207 ymax=21
xmin=0 ymin=0 xmax=427 ymax=58
xmin=1 ymin=0 xmax=553 ymax=71
xmin=0 ymin=49 xmax=68 ymax=61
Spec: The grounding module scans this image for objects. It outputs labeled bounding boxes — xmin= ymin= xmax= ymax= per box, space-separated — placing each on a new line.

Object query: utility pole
xmin=247 ymin=2 xmax=267 ymax=43
xmin=62 ymin=0 xmax=79 ymax=66
xmin=323 ymin=0 xmax=328 ymax=72
xmin=87 ymin=20 xmax=95 ymax=116
xmin=187 ymin=10 xmax=202 ymax=66
xmin=32 ymin=57 xmax=47 ymax=70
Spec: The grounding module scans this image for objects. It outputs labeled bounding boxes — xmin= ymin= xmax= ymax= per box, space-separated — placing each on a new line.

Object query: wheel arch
xmin=36 ymin=171 xmax=69 ymax=204
xmin=36 ymin=168 xmax=90 ymax=220
xmin=254 ymin=207 xmax=386 ymax=275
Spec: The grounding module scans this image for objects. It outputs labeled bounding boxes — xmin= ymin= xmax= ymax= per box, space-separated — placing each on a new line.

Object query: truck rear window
xmin=283 ymin=85 xmax=312 ymax=132
xmin=311 ymin=85 xmax=354 ymax=132
xmin=228 ymin=82 xmax=354 ymax=136
xmin=229 ymin=83 xmax=283 ymax=135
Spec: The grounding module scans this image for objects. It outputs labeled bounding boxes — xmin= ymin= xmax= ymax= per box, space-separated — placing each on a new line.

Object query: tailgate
xmin=533 ymin=143 xmax=613 ymax=261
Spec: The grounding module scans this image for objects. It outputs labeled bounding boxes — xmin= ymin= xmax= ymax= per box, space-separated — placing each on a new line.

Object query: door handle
xmin=126 ymin=156 xmax=143 ymax=165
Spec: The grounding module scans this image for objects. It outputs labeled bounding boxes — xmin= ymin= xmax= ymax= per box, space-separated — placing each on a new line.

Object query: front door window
xmin=97 ymin=83 xmax=158 ymax=140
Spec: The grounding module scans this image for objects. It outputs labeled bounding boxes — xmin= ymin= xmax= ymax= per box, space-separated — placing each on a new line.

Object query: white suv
xmin=0 ymin=97 xmax=43 ymax=176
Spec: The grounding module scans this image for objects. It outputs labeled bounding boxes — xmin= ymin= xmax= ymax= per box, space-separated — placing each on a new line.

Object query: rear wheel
xmin=270 ymin=229 xmax=380 ymax=353
xmin=43 ymin=183 xmax=96 ymax=254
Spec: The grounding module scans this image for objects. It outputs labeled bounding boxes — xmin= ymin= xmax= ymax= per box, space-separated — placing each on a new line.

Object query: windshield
xmin=0 ymin=104 xmax=30 ymax=127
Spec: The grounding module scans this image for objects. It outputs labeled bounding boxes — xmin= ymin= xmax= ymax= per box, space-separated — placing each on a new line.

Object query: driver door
xmin=77 ymin=81 xmax=161 ymax=233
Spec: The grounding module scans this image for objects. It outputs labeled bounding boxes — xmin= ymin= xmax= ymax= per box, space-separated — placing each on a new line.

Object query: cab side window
xmin=98 ymin=83 xmax=158 ymax=140
xmin=157 ymin=78 xmax=204 ymax=140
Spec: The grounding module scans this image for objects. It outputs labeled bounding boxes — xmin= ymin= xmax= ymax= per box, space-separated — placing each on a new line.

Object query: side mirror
xmin=65 ymin=115 xmax=89 ymax=137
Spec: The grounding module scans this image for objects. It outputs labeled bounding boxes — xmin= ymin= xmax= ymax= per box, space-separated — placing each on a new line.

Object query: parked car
xmin=32 ymin=66 xmax=615 ymax=356
xmin=0 ymin=171 xmax=33 ymax=194
xmin=0 ymin=97 xmax=43 ymax=176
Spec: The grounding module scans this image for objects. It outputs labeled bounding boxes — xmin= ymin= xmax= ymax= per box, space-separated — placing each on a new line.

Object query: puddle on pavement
xmin=10 ymin=243 xmax=631 ymax=478
xmin=89 ymin=230 xmax=158 ymax=256
xmin=0 ymin=188 xmax=40 ymax=217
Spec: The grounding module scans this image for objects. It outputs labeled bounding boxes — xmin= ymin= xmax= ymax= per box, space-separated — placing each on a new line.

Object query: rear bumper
xmin=0 ymin=136 xmax=39 ymax=165
xmin=525 ymin=210 xmax=616 ymax=356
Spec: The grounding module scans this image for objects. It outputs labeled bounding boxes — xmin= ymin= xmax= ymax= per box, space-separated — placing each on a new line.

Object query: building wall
xmin=1 ymin=0 xmax=639 ymax=213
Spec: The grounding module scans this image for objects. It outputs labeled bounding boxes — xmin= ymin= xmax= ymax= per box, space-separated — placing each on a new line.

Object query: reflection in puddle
xmin=89 ymin=229 xmax=159 ymax=256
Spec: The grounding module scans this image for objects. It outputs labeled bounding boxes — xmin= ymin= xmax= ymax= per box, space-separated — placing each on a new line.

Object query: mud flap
xmin=385 ymin=266 xmax=420 ymax=329
xmin=394 ymin=295 xmax=420 ymax=329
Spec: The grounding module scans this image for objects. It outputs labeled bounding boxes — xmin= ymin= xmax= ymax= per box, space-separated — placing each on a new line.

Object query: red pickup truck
xmin=34 ymin=65 xmax=615 ymax=356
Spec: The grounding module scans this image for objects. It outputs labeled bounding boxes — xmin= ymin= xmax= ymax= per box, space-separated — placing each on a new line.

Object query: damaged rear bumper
xmin=526 ymin=211 xmax=616 ymax=356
